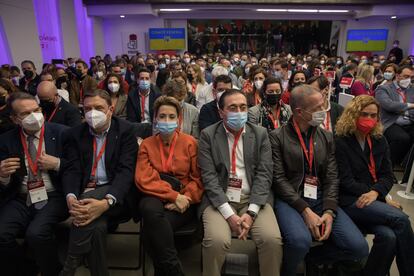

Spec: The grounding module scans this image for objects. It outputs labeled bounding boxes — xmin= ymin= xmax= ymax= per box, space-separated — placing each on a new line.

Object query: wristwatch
xmin=324 ymin=209 xmax=336 ymax=220
xmin=105 ymin=196 xmax=115 ymax=208
xmin=246 ymin=210 xmax=258 ymax=221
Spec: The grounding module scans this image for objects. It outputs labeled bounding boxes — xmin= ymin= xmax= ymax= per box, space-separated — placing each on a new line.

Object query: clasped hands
xmin=67 ymin=196 xmax=109 ymax=227
xmin=227 ymin=213 xmax=253 ymax=241
xmin=165 ymin=194 xmax=192 ymax=213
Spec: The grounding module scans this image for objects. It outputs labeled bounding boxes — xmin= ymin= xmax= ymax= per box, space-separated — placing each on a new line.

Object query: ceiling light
xmin=391 ymin=15 xmax=397 ymax=19
xmin=287 ymin=9 xmax=318 ymax=13
xmin=120 ymin=15 xmax=125 ymax=18
xmin=256 ymin=9 xmax=287 ymax=12
xmin=159 ymin=8 xmax=191 ymax=12
xmin=319 ymin=10 xmax=349 ymax=13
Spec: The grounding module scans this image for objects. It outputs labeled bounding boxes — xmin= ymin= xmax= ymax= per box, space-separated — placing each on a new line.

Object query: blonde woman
xmin=186 ymin=64 xmax=210 ymax=109
xmin=335 ymin=95 xmax=414 ymax=276
xmin=351 ymin=64 xmax=374 ymax=96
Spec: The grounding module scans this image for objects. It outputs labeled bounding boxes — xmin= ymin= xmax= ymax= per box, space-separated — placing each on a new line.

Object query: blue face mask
xmin=156 ymin=121 xmax=178 ymax=134
xmin=240 ymin=60 xmax=246 ymax=67
xmin=226 ymin=112 xmax=248 ymax=131
xmin=121 ymin=68 xmax=126 ymax=76
xmin=139 ymin=80 xmax=151 ymax=90
xmin=159 ymin=63 xmax=166 ymax=69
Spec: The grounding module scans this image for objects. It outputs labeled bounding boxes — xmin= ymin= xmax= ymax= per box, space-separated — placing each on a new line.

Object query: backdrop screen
xmin=346 ymin=29 xmax=388 ymax=52
xmin=149 ymin=28 xmax=186 ymax=50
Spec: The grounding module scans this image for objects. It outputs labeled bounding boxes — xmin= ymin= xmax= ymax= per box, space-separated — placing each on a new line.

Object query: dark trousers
xmin=140 ymin=196 xmax=195 ymax=274
xmin=65 ymin=185 xmax=127 ymax=276
xmin=0 ymin=192 xmax=68 ymax=276
xmin=384 ymin=123 xmax=414 ymax=167
xmin=344 ymin=200 xmax=414 ymax=276
xmin=274 ymin=199 xmax=369 ymax=276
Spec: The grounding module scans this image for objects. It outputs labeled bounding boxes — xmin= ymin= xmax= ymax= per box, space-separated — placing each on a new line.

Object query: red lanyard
xmin=255 ymin=93 xmax=261 ymax=105
xmin=230 ymin=130 xmax=243 ymax=176
xmin=20 ymin=126 xmax=45 ymax=177
xmin=191 ymin=83 xmax=196 ymax=94
xmin=158 ymin=132 xmax=178 ymax=173
xmin=140 ymin=94 xmax=146 ymax=121
xmin=293 ymin=119 xmax=314 ymax=172
xmin=45 ymin=106 xmax=58 ymax=122
xmin=79 ymin=86 xmax=84 ymax=104
xmin=396 ymin=87 xmax=407 ymax=103
xmin=324 ymin=111 xmax=331 ymax=131
xmin=90 ymin=137 xmax=107 ymax=179
xmin=268 ymin=105 xmax=281 ymax=129
xmin=366 ymin=135 xmax=377 ymax=183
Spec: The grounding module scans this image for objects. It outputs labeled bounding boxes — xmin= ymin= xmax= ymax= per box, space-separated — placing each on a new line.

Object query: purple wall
xmin=0 ymin=16 xmax=12 ymax=65
xmin=74 ymin=0 xmax=95 ymax=61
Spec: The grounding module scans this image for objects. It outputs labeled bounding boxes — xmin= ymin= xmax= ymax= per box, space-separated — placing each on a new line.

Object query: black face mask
xmin=147 ymin=65 xmax=155 ymax=73
xmin=266 ymin=93 xmax=281 ymax=106
xmin=0 ymin=96 xmax=6 ymax=106
xmin=23 ymin=70 xmax=34 ymax=79
xmin=374 ymin=68 xmax=380 ymax=76
xmin=39 ymin=100 xmax=56 ymax=114
xmin=55 ymin=76 xmax=68 ymax=89
xmin=187 ymin=73 xmax=194 ymax=82
xmin=75 ymin=69 xmax=83 ymax=79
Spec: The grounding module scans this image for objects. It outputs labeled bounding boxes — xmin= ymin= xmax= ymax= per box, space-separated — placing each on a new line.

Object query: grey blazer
xmin=197 ymin=121 xmax=273 ymax=217
xmin=181 ymin=102 xmax=200 ymax=138
xmin=114 ymin=94 xmax=128 ymax=119
xmin=375 ymin=82 xmax=414 ymax=130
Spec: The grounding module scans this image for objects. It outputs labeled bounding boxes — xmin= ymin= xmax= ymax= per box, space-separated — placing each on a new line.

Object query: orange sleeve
xmin=181 ymin=138 xmax=204 ymax=204
xmin=135 ymin=138 xmax=179 ymax=202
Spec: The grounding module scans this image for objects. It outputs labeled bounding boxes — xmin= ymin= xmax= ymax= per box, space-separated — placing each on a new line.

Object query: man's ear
xmin=218 ymin=108 xmax=225 ymax=120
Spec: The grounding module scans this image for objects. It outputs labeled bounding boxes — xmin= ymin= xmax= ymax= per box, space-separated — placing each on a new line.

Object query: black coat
xmin=126 ymin=84 xmax=161 ymax=123
xmin=329 ymin=102 xmax=344 ymax=134
xmin=199 ymin=100 xmax=221 ymax=131
xmin=62 ymin=117 xmax=138 ymax=204
xmin=335 ymin=134 xmax=394 ymax=207
xmin=0 ymin=123 xmax=68 ymax=206
xmin=18 ymin=74 xmax=41 ymax=96
xmin=46 ymin=99 xmax=82 ymax=127
xmin=0 ymin=107 xmax=15 ymax=135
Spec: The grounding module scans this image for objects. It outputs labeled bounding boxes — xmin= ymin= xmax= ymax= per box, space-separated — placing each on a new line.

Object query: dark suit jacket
xmin=335 ymin=135 xmax=394 ymax=207
xmin=47 ymin=99 xmax=82 ymax=127
xmin=0 ymin=123 xmax=68 ymax=206
xmin=126 ymin=84 xmax=161 ymax=123
xmin=199 ymin=100 xmax=221 ymax=131
xmin=329 ymin=102 xmax=344 ymax=134
xmin=62 ymin=117 xmax=138 ymax=204
xmin=197 ymin=122 xmax=273 ymax=217
xmin=19 ymin=74 xmax=41 ymax=96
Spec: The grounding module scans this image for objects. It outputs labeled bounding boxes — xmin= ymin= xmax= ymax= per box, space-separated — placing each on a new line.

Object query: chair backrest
xmin=338 ymin=93 xmax=354 ymax=107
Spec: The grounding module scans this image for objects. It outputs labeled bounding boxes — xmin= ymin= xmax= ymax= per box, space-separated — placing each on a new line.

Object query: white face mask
xmin=399 ymin=78 xmax=411 ymax=89
xmin=216 ymin=90 xmax=225 ymax=102
xmin=309 ymin=110 xmax=327 ymax=126
xmin=21 ymin=112 xmax=44 ymax=132
xmin=96 ymin=71 xmax=104 ymax=79
xmin=108 ymin=82 xmax=120 ymax=93
xmin=85 ymin=110 xmax=108 ymax=130
xmin=254 ymin=80 xmax=264 ymax=90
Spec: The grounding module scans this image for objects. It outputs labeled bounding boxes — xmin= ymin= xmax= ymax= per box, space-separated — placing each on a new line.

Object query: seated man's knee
xmin=25 ymin=224 xmax=51 ymax=245
xmin=347 ymin=234 xmax=369 ymax=260
xmin=284 ymin=231 xmax=312 ymax=254
xmin=203 ymin=228 xmax=231 ymax=252
xmin=140 ymin=198 xmax=164 ymax=221
xmin=254 ymin=230 xmax=283 ymax=249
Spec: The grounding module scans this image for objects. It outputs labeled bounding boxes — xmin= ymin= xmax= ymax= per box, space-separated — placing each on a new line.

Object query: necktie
xmin=27 ymin=135 xmax=47 ymax=209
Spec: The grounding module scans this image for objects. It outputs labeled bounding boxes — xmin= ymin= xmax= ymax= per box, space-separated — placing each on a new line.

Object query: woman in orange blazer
xmin=135 ymin=96 xmax=203 ymax=276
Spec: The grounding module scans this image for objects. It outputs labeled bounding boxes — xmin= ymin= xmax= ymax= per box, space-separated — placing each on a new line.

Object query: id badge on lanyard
xmin=226 ymin=130 xmax=243 ymax=203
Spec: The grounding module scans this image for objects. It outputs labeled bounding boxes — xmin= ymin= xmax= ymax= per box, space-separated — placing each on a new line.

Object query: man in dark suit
xmin=126 ymin=67 xmax=161 ymax=124
xmin=198 ymin=89 xmax=283 ymax=276
xmin=199 ymin=75 xmax=232 ymax=131
xmin=37 ymin=81 xmax=82 ymax=127
xmin=18 ymin=60 xmax=41 ymax=96
xmin=60 ymin=89 xmax=138 ymax=276
xmin=388 ymin=40 xmax=403 ymax=64
xmin=0 ymin=92 xmax=68 ymax=276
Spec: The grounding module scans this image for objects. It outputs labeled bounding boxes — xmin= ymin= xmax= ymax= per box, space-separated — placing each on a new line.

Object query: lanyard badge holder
xmin=226 ymin=130 xmax=243 ymax=203
xmin=85 ymin=137 xmax=107 ymax=193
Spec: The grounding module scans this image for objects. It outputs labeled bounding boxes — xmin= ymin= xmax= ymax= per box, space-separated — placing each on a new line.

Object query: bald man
xmin=37 ymin=81 xmax=81 ymax=127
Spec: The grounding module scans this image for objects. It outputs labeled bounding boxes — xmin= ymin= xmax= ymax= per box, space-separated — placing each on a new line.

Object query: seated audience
xmin=19 ymin=60 xmax=41 ymax=96
xmin=102 ymin=73 xmax=127 ymax=119
xmin=247 ymin=68 xmax=268 ymax=107
xmin=248 ymin=76 xmax=292 ymax=131
xmin=135 ymin=96 xmax=203 ymax=276
xmin=60 ymin=89 xmax=137 ymax=276
xmin=186 ymin=64 xmax=210 ymax=109
xmin=335 ymin=95 xmax=414 ymax=276
xmin=351 ymin=64 xmax=374 ymax=97
xmin=0 ymin=92 xmax=68 ymax=276
xmin=198 ymin=89 xmax=283 ymax=276
xmin=37 ymin=81 xmax=81 ymax=127
xmin=199 ymin=74 xmax=233 ymax=131
xmin=69 ymin=59 xmax=97 ymax=107
xmin=164 ymin=79 xmax=199 ymax=138
xmin=308 ymin=75 xmax=344 ymax=133
xmin=281 ymin=70 xmax=307 ymax=104
xmin=40 ymin=72 xmax=70 ymax=102
xmin=127 ymin=67 xmax=161 ymax=123
xmin=0 ymin=79 xmax=16 ymax=134
xmin=375 ymin=65 xmax=414 ymax=168
xmin=270 ymin=85 xmax=368 ymax=276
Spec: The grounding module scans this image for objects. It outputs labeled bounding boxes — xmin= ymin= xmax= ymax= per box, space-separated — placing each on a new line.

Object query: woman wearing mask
xmin=351 ymin=64 xmax=375 ymax=97
xmin=373 ymin=63 xmax=398 ymax=90
xmin=164 ymin=79 xmax=199 ymax=138
xmin=308 ymin=75 xmax=344 ymax=133
xmin=171 ymin=71 xmax=196 ymax=107
xmin=186 ymin=64 xmax=209 ymax=109
xmin=281 ymin=70 xmax=307 ymax=104
xmin=335 ymin=95 xmax=414 ymax=276
xmin=0 ymin=79 xmax=16 ymax=135
xmin=240 ymin=62 xmax=254 ymax=94
xmin=247 ymin=68 xmax=267 ymax=107
xmin=103 ymin=73 xmax=127 ymax=119
xmin=95 ymin=60 xmax=107 ymax=82
xmin=135 ymin=96 xmax=203 ymax=276
xmin=248 ymin=77 xmax=291 ymax=131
